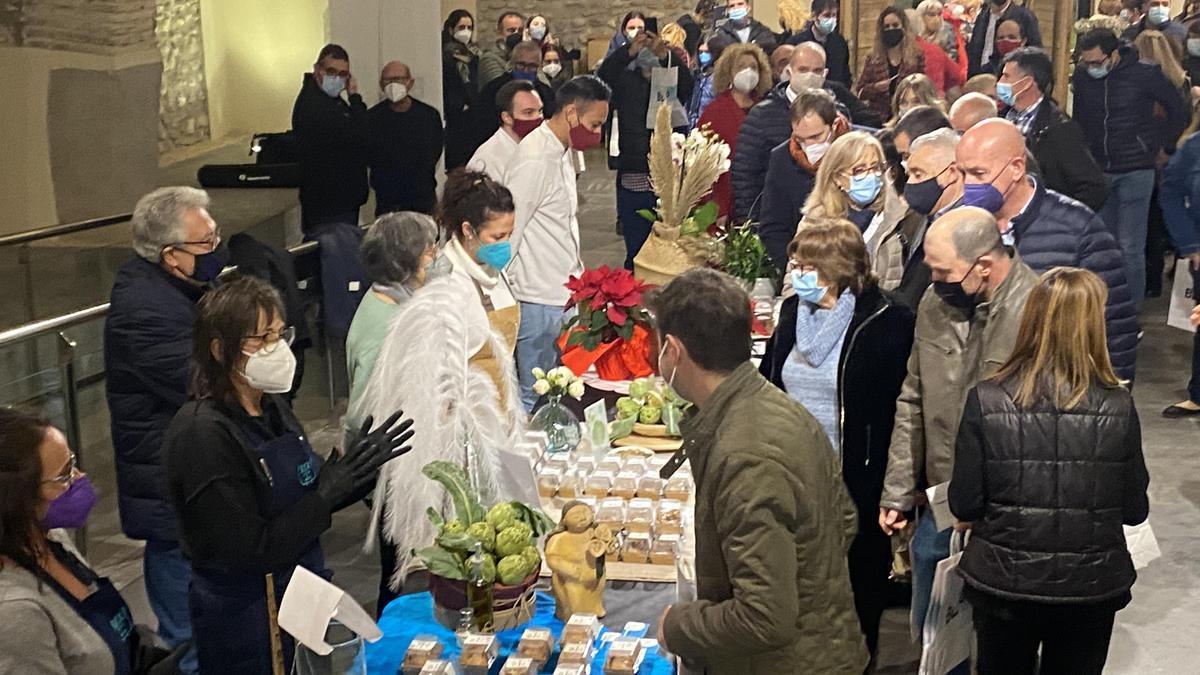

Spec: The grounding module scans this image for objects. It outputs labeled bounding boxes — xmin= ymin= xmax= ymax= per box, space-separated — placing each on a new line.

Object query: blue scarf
xmin=794 ymin=289 xmax=856 ymax=367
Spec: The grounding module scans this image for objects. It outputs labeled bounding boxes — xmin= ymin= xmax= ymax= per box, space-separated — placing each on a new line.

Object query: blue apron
xmin=47 ymin=563 xmax=135 ymax=675
xmin=189 ymin=423 xmax=330 ymax=674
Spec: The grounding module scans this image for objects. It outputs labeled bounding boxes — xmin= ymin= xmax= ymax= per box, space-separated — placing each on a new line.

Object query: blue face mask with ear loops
xmin=790 ymin=270 xmax=829 ymax=304
xmin=476 ymin=241 xmax=512 ymax=270
xmin=847 ymin=173 xmax=882 ymax=206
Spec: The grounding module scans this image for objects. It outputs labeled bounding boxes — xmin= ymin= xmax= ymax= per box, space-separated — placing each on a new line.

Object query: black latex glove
xmin=315 ymin=411 xmax=414 ymax=511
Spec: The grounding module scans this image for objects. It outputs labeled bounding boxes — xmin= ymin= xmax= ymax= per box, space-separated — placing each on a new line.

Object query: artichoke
xmin=498 ymin=554 xmax=532 ymax=586
xmin=441 ymin=519 xmax=466 ymax=535
xmin=616 ymin=396 xmax=641 ymax=420
xmin=628 ymin=378 xmax=653 ymax=399
xmin=466 ymin=521 xmax=496 ymax=552
xmin=520 ymin=545 xmax=541 ymax=568
xmin=495 ymin=522 xmax=534 ymax=557
xmin=485 ymin=502 xmax=519 ymax=533
xmin=639 ymin=405 xmax=663 ymax=424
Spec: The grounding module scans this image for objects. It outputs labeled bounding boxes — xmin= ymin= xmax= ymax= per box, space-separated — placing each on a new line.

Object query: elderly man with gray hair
xmin=878 ymin=206 xmax=1038 ymax=665
xmin=104 ymin=185 xmax=223 ymax=673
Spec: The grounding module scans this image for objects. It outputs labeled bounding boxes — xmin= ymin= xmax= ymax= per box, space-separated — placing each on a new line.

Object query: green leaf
xmin=565 ymin=330 xmax=588 ymax=347
xmin=422 ymin=460 xmax=485 ymax=525
xmin=583 ymin=334 xmax=599 ymax=351
xmin=436 ymin=531 xmax=481 ymax=553
xmin=637 ymin=209 xmax=659 ymax=223
xmin=591 ymin=308 xmax=606 ymax=328
xmin=426 ymin=507 xmax=444 ymax=529
xmin=414 ymin=546 xmax=469 ymax=580
xmin=692 ymin=201 xmax=719 ymax=228
xmin=609 ymin=415 xmax=636 ymax=441
xmin=616 ymin=321 xmax=634 ymax=341
xmin=511 ymin=501 xmax=556 ymax=538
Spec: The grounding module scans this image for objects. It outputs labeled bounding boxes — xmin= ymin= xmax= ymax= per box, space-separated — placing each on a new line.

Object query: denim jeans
xmin=1099 ymin=169 xmax=1157 ymax=313
xmin=616 ymin=181 xmax=656 ymax=270
xmin=515 ymin=302 xmax=567 ymax=411
xmin=911 ymin=512 xmax=970 ymax=673
xmin=144 ymin=539 xmax=198 ymax=674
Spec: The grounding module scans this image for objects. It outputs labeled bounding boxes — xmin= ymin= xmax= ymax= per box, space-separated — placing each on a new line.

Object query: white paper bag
xmin=646 ymin=59 xmax=688 ymax=129
xmin=278 ymin=567 xmax=382 ymax=656
xmin=1124 ymin=520 xmax=1162 ymax=569
xmin=1168 ymin=259 xmax=1196 ymax=332
xmin=925 ymin=482 xmax=954 ymax=533
xmin=919 ymin=532 xmax=972 ymax=675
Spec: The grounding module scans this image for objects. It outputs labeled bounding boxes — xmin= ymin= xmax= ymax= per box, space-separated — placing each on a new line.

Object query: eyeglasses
xmin=165 ymin=229 xmax=222 ymax=254
xmin=840 ymin=163 xmax=886 ymax=180
xmin=242 ymin=326 xmax=296 ymax=354
xmin=514 ymin=61 xmax=541 ymax=71
xmin=41 ymin=452 xmax=80 ymax=487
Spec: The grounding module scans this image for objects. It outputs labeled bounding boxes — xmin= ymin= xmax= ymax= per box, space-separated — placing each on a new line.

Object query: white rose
xmin=568 ymin=380 xmax=585 ymax=400
xmin=533 ymin=379 xmax=551 ymax=396
xmin=531 ymin=367 xmax=546 ymax=380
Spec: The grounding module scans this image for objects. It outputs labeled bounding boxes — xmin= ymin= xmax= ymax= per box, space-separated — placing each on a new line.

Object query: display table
xmin=366 ymin=589 xmax=675 ymax=674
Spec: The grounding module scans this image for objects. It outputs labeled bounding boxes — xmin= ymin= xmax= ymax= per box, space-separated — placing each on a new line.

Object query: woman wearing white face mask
xmin=441 ymin=9 xmax=481 ymax=168
xmin=759 ymin=89 xmax=849 ymax=272
xmin=698 ymin=42 xmax=772 ymax=219
xmin=539 ymin=45 xmax=572 ymax=91
xmin=163 ymin=276 xmax=413 ymax=674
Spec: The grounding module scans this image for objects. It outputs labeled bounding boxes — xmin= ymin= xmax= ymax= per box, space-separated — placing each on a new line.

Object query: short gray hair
xmin=909 ymin=127 xmax=959 ymax=161
xmin=948 ymin=207 xmax=1005 ymax=261
xmin=361 ymin=211 xmax=439 ymax=285
xmin=131 ymin=186 xmax=211 ymax=261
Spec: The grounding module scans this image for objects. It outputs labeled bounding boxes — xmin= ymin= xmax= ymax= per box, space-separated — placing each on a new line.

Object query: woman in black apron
xmin=163 ymin=276 xmax=412 ymax=674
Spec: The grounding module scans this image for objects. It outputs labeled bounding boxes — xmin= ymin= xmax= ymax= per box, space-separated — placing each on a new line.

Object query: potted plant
xmin=415 ymin=461 xmax=555 ymax=630
xmin=632 ymin=102 xmax=730 ymax=285
xmin=557 ymin=265 xmax=655 ymax=382
xmin=720 ymin=221 xmax=777 ymax=294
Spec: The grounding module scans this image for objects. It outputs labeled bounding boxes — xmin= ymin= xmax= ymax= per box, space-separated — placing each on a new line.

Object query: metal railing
xmin=0 ymin=212 xmax=133 ymax=248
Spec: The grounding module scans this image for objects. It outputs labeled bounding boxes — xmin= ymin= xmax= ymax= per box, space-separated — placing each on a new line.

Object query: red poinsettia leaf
xmin=606 ymin=304 xmax=628 ymax=325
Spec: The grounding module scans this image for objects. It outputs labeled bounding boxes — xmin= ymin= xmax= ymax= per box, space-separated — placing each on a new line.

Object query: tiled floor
xmin=8 ymin=143 xmax=1199 ymax=673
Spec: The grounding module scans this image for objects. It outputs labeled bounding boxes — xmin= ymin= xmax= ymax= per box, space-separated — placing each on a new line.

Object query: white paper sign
xmin=1124 ymin=520 xmax=1162 ymax=570
xmin=278 ymin=566 xmax=382 ymax=655
xmin=1168 ymin=259 xmax=1196 ymax=333
xmin=498 ymin=444 xmax=541 ymax=506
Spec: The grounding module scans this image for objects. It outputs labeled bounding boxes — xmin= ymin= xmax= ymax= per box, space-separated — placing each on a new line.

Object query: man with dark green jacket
xmin=652 ymin=269 xmax=868 ymax=675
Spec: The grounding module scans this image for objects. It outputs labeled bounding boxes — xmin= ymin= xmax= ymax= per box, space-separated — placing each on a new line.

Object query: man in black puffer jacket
xmin=1072 ymin=30 xmax=1188 ymax=312
xmin=732 ymin=42 xmax=880 ymax=221
xmin=957 ymin=119 xmax=1139 ymax=381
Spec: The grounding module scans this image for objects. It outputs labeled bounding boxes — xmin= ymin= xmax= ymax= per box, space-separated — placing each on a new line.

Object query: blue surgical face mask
xmin=1147 ymin=6 xmax=1170 ymax=25
xmin=995 ymin=81 xmax=1016 ymax=106
xmin=961 ymin=165 xmax=1013 ymax=213
xmin=1086 ymin=61 xmax=1110 ymax=79
xmin=728 ymin=6 xmax=749 ymax=23
xmin=847 ymin=173 xmax=882 ymax=206
xmin=512 ymin=69 xmax=537 ymax=82
xmin=816 ymin=16 xmax=838 ymax=34
xmin=320 ymin=74 xmax=345 ymax=97
xmin=476 ymin=240 xmax=512 ymax=270
xmin=698 ymin=51 xmax=713 ymax=66
xmin=790 ymin=270 xmax=829 ymax=305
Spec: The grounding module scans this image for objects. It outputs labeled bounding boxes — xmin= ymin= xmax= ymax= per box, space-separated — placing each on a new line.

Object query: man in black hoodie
xmin=291 ymin=43 xmax=370 ymax=340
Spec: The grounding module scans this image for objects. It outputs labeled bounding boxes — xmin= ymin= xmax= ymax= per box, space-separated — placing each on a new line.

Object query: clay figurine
xmin=544 ymin=500 xmax=618 ymax=620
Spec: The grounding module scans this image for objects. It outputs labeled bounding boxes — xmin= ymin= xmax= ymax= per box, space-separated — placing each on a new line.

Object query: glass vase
xmin=530 ymin=394 xmax=581 ymax=454
xmin=292 ymin=619 xmax=366 ymax=675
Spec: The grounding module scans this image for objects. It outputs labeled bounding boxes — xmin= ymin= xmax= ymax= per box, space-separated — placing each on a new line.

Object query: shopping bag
xmin=646 ymin=54 xmax=688 ymax=129
xmin=919 ymin=531 xmax=972 ymax=675
xmin=1168 ymin=259 xmax=1196 ymax=333
xmin=1124 ymin=519 xmax=1162 ymax=570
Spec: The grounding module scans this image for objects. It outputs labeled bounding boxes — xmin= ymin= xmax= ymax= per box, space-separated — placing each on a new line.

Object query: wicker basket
xmin=428 ymin=572 xmax=539 ymax=631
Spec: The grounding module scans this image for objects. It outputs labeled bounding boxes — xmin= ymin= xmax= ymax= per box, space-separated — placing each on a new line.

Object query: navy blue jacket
xmin=732 ymin=81 xmax=880 ymax=221
xmin=1071 ymin=45 xmax=1189 ymax=173
xmin=1009 ymin=182 xmax=1139 ymax=380
xmin=786 ymin=25 xmax=852 ymax=87
xmin=967 ymin=3 xmax=1042 ymax=77
xmin=104 ymin=256 xmax=205 ymax=542
xmin=759 ymin=139 xmax=817 ymax=272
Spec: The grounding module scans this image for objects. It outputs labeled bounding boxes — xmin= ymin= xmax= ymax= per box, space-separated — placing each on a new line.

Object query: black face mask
xmin=882 ymin=27 xmax=905 ymax=48
xmin=188 ymin=243 xmax=230 ymax=283
xmin=932 ymin=258 xmax=982 ymax=315
xmin=505 ymin=32 xmax=522 ymax=51
xmin=904 ymin=164 xmax=952 ymax=216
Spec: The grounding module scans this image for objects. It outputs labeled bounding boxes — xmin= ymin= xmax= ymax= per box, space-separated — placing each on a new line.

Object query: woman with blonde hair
xmin=891 ymin=73 xmax=943 ymax=124
xmin=699 ymin=42 xmax=772 ymax=218
xmin=950 ymin=267 xmax=1149 ymax=675
xmin=857 ymin=6 xmax=926 ymax=121
xmin=803 ymin=131 xmax=926 ymax=293
xmin=760 ymin=217 xmax=915 ymax=658
xmin=1135 ymin=29 xmax=1188 ymax=95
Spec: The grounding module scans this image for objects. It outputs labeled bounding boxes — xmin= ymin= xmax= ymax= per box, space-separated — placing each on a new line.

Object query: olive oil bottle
xmin=467 ymin=542 xmax=494 ymax=633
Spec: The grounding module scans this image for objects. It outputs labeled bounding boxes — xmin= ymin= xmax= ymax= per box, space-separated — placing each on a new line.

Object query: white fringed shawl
xmin=353 ymin=272 xmax=526 ymax=589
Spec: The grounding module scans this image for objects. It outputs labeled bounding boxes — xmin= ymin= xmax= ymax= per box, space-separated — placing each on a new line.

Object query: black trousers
xmin=847 ymin=523 xmax=891 ymax=657
xmin=971 ymin=595 xmax=1118 ymax=675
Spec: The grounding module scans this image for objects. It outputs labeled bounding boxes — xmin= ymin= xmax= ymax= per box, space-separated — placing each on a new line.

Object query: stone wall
xmin=155 ymin=0 xmax=209 ymax=152
xmin=474 ymin=0 xmax=693 ymax=56
xmin=21 ymin=0 xmax=157 ymax=53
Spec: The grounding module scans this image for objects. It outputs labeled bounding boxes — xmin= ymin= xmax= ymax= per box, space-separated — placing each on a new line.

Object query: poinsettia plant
xmin=562 ymin=265 xmax=653 ymax=352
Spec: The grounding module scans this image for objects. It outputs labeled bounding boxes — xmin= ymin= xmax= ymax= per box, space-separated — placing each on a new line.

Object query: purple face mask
xmin=42 ymin=474 xmax=98 ymax=530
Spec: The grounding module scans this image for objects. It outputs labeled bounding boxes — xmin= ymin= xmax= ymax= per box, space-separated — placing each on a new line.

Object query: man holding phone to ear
xmin=707 ymin=0 xmax=777 ymax=53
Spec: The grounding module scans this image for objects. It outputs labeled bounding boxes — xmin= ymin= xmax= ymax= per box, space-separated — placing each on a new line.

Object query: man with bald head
xmin=368 ymin=60 xmax=443 ymax=215
xmin=880 ymin=206 xmax=1038 ymax=651
xmin=769 ymin=44 xmax=794 ymax=83
xmin=956 ymin=118 xmax=1138 ymax=379
xmin=949 ymin=92 xmax=997 ymax=133
xmin=731 ymin=41 xmax=879 ymax=219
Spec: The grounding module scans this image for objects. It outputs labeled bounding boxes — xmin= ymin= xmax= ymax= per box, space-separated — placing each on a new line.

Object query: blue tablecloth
xmin=366 ymin=591 xmax=674 ymax=674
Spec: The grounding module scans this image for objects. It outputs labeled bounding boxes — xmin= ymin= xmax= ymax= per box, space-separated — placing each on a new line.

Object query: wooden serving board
xmin=612 ymin=434 xmax=683 ymax=452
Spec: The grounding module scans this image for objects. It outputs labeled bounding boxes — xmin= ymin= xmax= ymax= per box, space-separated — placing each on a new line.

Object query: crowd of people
xmin=3 ymin=1 xmax=1200 ymax=674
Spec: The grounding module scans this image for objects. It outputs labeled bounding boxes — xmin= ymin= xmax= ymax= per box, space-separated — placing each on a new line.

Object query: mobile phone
xmin=645 ymin=17 xmax=659 ymax=36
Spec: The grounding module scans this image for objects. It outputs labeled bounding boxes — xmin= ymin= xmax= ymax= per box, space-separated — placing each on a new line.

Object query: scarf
xmin=443 ymin=41 xmax=479 ymax=83
xmin=787 ymin=116 xmax=850 ymax=173
xmin=372 ymin=282 xmax=415 ymax=304
xmin=793 ymin=289 xmax=856 ymax=367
